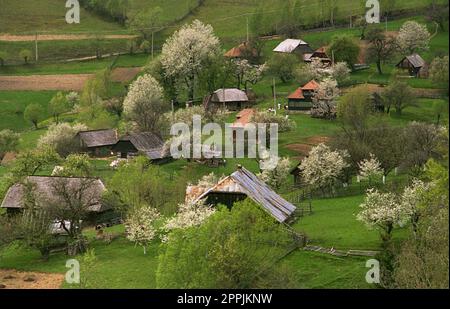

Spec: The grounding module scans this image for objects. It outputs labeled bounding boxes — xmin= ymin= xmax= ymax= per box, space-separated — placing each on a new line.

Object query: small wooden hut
xmin=396 ymin=54 xmax=428 ymax=77
xmin=77 ymin=129 xmax=118 ymax=157
xmin=204 ymin=88 xmax=251 ymax=111
xmin=112 ymin=132 xmax=170 ymax=163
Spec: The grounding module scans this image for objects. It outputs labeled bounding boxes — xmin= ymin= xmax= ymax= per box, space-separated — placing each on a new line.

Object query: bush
xmin=267 ymin=53 xmax=298 ymax=83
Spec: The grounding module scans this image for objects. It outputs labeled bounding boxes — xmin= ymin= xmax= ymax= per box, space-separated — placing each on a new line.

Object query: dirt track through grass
xmin=0 ymin=67 xmax=141 ymax=91
xmin=0 ymin=34 xmax=137 ymax=42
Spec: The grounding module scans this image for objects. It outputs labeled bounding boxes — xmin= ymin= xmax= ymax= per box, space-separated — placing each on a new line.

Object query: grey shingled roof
xmin=78 ymin=129 xmax=118 ymax=148
xmin=400 ymin=54 xmax=426 ymax=68
xmin=194 ymin=166 xmax=296 ymax=222
xmin=1 ymin=176 xmax=107 ymax=212
xmin=121 ymin=132 xmax=167 ymax=160
xmin=211 ymin=88 xmax=249 ymax=103
xmin=273 ymin=39 xmax=309 ymax=53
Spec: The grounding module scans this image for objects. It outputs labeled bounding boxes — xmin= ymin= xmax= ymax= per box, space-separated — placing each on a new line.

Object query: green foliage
xmin=11 ymin=146 xmax=61 ymax=179
xmin=0 ymin=129 xmax=20 ymax=159
xmin=156 ymin=199 xmax=296 ymax=289
xmin=23 ymin=103 xmax=45 ymax=129
xmin=267 ymin=53 xmax=298 ymax=83
xmin=49 ymin=92 xmax=70 ymax=124
xmin=382 ymin=79 xmax=416 ymax=115
xmin=19 ymin=49 xmax=33 ymax=64
xmin=0 ymin=51 xmax=8 ymax=66
xmin=58 ymin=154 xmax=94 ymax=177
xmin=329 ymin=35 xmax=360 ymax=69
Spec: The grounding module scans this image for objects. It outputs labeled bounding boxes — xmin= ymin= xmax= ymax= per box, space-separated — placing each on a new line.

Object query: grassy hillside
xmin=0 ymin=0 xmax=123 ymax=34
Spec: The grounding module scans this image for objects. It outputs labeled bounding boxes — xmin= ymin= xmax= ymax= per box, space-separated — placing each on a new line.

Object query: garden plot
xmin=0 ymin=269 xmax=64 ymax=289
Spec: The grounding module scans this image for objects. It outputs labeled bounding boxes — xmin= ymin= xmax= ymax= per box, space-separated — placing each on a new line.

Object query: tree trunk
xmin=376 ymin=59 xmax=383 ymax=75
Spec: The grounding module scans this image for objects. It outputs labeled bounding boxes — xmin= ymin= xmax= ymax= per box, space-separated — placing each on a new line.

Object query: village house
xmin=273 ymin=38 xmax=314 ymax=57
xmin=112 ymin=132 xmax=170 ymax=163
xmin=204 ymin=88 xmax=252 ymax=111
xmin=396 ymin=53 xmax=428 ymax=78
xmin=287 ymin=80 xmax=320 ymax=111
xmin=224 ymin=42 xmax=258 ymax=59
xmin=77 ymin=129 xmax=119 ymax=157
xmin=186 ymin=165 xmax=297 ymax=223
xmin=0 ymin=176 xmax=109 ymax=224
xmin=303 ymin=47 xmax=332 ymax=65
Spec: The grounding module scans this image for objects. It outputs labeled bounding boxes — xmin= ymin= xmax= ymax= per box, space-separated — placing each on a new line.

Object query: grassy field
xmin=0 ymin=0 xmax=123 ymax=34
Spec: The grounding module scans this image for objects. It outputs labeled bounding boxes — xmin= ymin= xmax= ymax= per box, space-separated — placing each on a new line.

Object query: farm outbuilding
xmin=77 ymin=129 xmax=118 ymax=156
xmin=224 ymin=42 xmax=257 ymax=59
xmin=0 ymin=176 xmax=109 ymax=222
xmin=287 ymin=80 xmax=320 ymax=111
xmin=189 ymin=166 xmax=297 ymax=223
xmin=204 ymin=88 xmax=252 ymax=111
xmin=303 ymin=47 xmax=332 ymax=65
xmin=112 ymin=132 xmax=170 ymax=163
xmin=273 ymin=39 xmax=313 ymax=57
xmin=396 ymin=54 xmax=428 ymax=78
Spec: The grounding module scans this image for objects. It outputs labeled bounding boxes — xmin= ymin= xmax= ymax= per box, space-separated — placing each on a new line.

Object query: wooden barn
xmin=0 ymin=176 xmax=109 ymax=224
xmin=112 ymin=132 xmax=170 ymax=163
xmin=224 ymin=42 xmax=257 ymax=59
xmin=396 ymin=54 xmax=428 ymax=78
xmin=187 ymin=166 xmax=297 ymax=223
xmin=273 ymin=39 xmax=314 ymax=57
xmin=287 ymin=80 xmax=320 ymax=111
xmin=303 ymin=47 xmax=332 ymax=65
xmin=77 ymin=129 xmax=118 ymax=156
xmin=204 ymin=88 xmax=252 ymax=111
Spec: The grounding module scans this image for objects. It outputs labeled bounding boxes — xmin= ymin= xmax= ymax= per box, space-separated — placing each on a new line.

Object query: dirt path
xmin=0 ymin=269 xmax=64 ymax=289
xmin=0 ymin=67 xmax=142 ymax=91
xmin=286 ymin=136 xmax=331 ymax=160
xmin=0 ymin=34 xmax=138 ymax=42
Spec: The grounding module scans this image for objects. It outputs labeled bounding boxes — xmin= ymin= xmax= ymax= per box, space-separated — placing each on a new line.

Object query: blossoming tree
xmin=161 ymin=20 xmax=221 ymax=101
xmin=125 ymin=207 xmax=160 ymax=255
xmin=358 ymin=154 xmax=384 ymax=186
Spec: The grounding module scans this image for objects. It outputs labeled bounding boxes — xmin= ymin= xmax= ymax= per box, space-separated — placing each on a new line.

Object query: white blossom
xmin=300 ymin=144 xmax=349 ymax=190
xmin=125 ymin=207 xmax=160 ymax=255
xmin=396 ymin=21 xmax=431 ymax=54
xmin=257 ymin=157 xmax=292 ymax=189
xmin=357 ymin=189 xmax=406 ymax=233
xmin=358 ymin=154 xmax=384 ymax=182
xmin=311 ymin=78 xmax=340 ymax=119
xmin=400 ymin=179 xmax=431 ymax=220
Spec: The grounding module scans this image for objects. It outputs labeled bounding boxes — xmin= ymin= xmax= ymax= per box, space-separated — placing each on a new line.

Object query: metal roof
xmin=194 ymin=166 xmax=296 ymax=222
xmin=273 ymin=39 xmax=309 ymax=53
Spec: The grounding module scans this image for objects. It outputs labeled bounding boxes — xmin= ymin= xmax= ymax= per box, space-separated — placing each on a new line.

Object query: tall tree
xmin=160 ymin=20 xmax=221 ymax=101
xmin=366 ymin=28 xmax=396 ymax=74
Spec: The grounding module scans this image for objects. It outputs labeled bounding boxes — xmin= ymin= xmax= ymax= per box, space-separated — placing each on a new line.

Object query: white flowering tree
xmin=358 ymin=154 xmax=384 ymax=186
xmin=311 ymin=78 xmax=340 ymax=119
xmin=357 ymin=189 xmax=406 ymax=243
xmin=396 ymin=21 xmax=431 ymax=55
xmin=123 ymin=74 xmax=168 ymax=133
xmin=300 ymin=144 xmax=349 ymax=194
xmin=330 ymin=62 xmax=351 ymax=85
xmin=38 ymin=123 xmax=87 ymax=157
xmin=161 ymin=20 xmax=221 ymax=101
xmin=257 ymin=157 xmax=292 ymax=190
xmin=125 ymin=207 xmax=160 ymax=255
xmin=162 ymin=200 xmax=215 ymax=241
xmin=401 ymin=179 xmax=431 ymax=233
xmin=232 ymin=59 xmax=266 ymax=91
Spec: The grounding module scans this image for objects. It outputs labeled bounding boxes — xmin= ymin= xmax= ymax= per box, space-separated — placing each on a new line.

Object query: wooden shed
xmin=303 ymin=47 xmax=332 ymax=65
xmin=112 ymin=132 xmax=170 ymax=163
xmin=77 ymin=129 xmax=118 ymax=156
xmin=0 ymin=176 xmax=109 ymax=223
xmin=396 ymin=54 xmax=428 ymax=77
xmin=189 ymin=166 xmax=297 ymax=223
xmin=205 ymin=88 xmax=251 ymax=111
xmin=273 ymin=39 xmax=314 ymax=57
xmin=224 ymin=42 xmax=257 ymax=59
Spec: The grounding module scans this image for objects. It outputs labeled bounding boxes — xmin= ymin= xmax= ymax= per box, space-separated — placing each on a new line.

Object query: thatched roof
xmin=211 ymin=88 xmax=249 ymax=103
xmin=1 ymin=176 xmax=107 ymax=212
xmin=78 ymin=129 xmax=118 ymax=148
xmin=193 ymin=166 xmax=296 ymax=222
xmin=273 ymin=39 xmax=309 ymax=53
